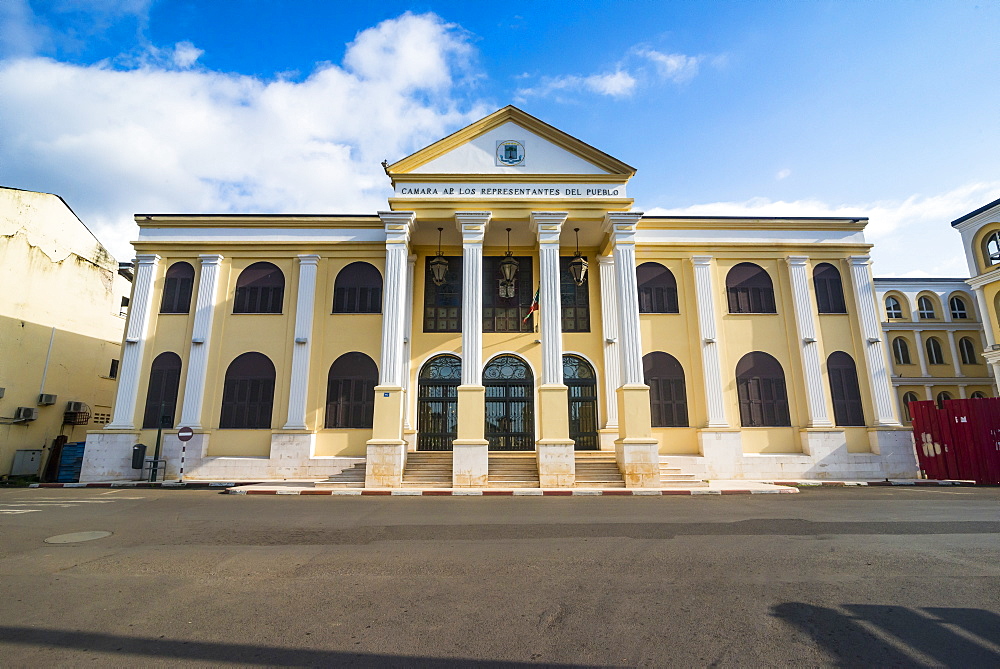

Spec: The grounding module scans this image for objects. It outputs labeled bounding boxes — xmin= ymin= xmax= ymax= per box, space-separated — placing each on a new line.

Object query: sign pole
xmin=176 ymin=426 xmax=195 ymax=484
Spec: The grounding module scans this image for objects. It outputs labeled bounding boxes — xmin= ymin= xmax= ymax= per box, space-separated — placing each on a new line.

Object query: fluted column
xmin=969 ymin=284 xmax=1000 ymax=388
xmin=452 ymin=212 xmax=491 ymax=487
xmin=598 ymin=256 xmax=620 ymax=429
xmin=107 ymin=254 xmax=160 ymax=429
xmin=691 ymin=256 xmax=728 ymax=428
xmin=457 ymin=212 xmax=490 ymax=385
xmin=402 ymin=254 xmax=416 ymax=431
xmin=849 ymin=255 xmax=900 ymax=426
xmin=178 ymin=254 xmax=223 ymax=429
xmin=530 ymin=211 xmax=575 ymax=487
xmin=914 ymin=330 xmax=929 ymax=377
xmin=283 ymin=254 xmax=320 ymax=429
xmin=946 ymin=330 xmax=964 ymax=377
xmin=786 ymin=256 xmax=833 ymax=427
xmin=603 ymin=212 xmax=660 ymax=487
xmin=366 ymin=211 xmax=414 ymax=488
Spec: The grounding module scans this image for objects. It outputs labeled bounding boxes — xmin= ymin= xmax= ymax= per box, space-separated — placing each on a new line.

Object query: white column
xmin=378 ymin=211 xmax=414 ymax=387
xmin=849 ymin=255 xmax=900 ymax=426
xmin=531 ymin=212 xmax=568 ymax=384
xmin=924 ymin=384 xmax=934 ymax=401
xmin=456 ymin=212 xmax=491 ymax=385
xmin=604 ymin=212 xmax=645 ymax=385
xmin=958 ymin=384 xmax=968 ymax=399
xmin=107 ymin=254 xmax=160 ymax=429
xmin=283 ymin=254 xmax=320 ymax=430
xmin=914 ymin=330 xmax=929 ymax=377
xmin=598 ymin=256 xmax=620 ymax=429
xmin=178 ymin=254 xmax=223 ymax=429
xmin=691 ymin=256 xmax=728 ymax=428
xmin=971 ymin=286 xmax=997 ymax=346
xmin=402 ymin=254 xmax=416 ymax=431
xmin=946 ymin=330 xmax=964 ymax=377
xmin=786 ymin=256 xmax=833 ymax=427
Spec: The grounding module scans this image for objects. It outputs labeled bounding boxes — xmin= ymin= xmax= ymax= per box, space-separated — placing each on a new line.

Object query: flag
xmin=523 ymin=288 xmax=539 ymax=323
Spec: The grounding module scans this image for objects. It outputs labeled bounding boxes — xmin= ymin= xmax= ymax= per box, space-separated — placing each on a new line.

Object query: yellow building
xmin=82 ymin=107 xmax=917 ymax=485
xmin=952 ymin=197 xmax=1000 ymax=390
xmin=0 ymin=187 xmax=131 ymax=477
xmin=874 ymin=278 xmax=995 ymax=424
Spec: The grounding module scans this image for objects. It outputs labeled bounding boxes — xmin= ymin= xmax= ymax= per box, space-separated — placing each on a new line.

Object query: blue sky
xmin=1 ymin=0 xmax=998 ymax=276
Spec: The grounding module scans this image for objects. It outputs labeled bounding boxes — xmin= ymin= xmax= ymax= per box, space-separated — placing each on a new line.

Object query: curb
xmin=226 ymin=487 xmax=801 ymax=496
xmin=30 ymin=482 xmax=244 ymax=489
xmin=768 ymin=480 xmax=976 ymax=487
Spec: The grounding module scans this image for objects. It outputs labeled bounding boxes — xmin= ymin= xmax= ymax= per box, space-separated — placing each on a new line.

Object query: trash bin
xmin=131 ymin=443 xmax=147 ymax=470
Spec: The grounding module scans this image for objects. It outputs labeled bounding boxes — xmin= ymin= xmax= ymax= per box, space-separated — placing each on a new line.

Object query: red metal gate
xmin=910 ymin=397 xmax=1000 ymax=484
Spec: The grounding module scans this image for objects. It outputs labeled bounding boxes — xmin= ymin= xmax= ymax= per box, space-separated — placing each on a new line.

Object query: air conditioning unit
xmin=38 ymin=393 xmax=57 ymax=406
xmin=14 ymin=407 xmax=38 ymax=421
xmin=66 ymin=401 xmax=87 ymax=413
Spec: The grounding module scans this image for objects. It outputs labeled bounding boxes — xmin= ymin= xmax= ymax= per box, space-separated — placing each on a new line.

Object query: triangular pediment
xmin=387 ymin=106 xmax=635 ymax=179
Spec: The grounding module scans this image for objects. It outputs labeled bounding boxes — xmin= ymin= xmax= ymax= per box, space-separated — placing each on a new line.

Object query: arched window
xmin=160 ymin=262 xmax=194 ymax=314
xmin=885 ymin=296 xmax=903 ymax=319
xmin=926 ymin=337 xmax=945 ymax=365
xmin=726 ymin=263 xmax=776 ymax=314
xmin=892 ymin=337 xmax=911 ymax=365
xmin=417 ymin=355 xmax=461 ymax=451
xmin=959 ymin=337 xmax=978 ymax=365
xmin=983 ymin=230 xmax=1000 ymax=267
xmin=971 ymin=391 xmax=987 ymax=399
xmin=333 ymin=262 xmax=382 ymax=314
xmin=827 ymin=352 xmax=865 ymax=426
xmin=637 ymin=262 xmax=679 ymax=314
xmin=813 ymin=263 xmax=846 ymax=314
xmin=901 ymin=391 xmax=919 ymax=422
xmin=735 ymin=352 xmax=790 ymax=427
xmin=917 ymin=296 xmax=936 ymax=319
xmin=142 ymin=352 xmax=182 ymax=428
xmin=936 ymin=391 xmax=952 ymax=409
xmin=219 ymin=352 xmax=275 ymax=428
xmin=234 ymin=262 xmax=284 ymax=314
xmin=642 ymin=352 xmax=688 ymax=427
xmin=325 ymin=352 xmax=378 ymax=428
xmin=950 ymin=296 xmax=969 ymax=319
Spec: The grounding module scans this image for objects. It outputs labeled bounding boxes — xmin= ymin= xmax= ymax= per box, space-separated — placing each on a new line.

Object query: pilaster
xmin=849 ymin=255 xmax=900 ymax=426
xmin=691 ymin=255 xmax=728 ymax=428
xmin=403 ymin=254 xmax=416 ymax=431
xmin=914 ymin=330 xmax=929 ymax=376
xmin=598 ymin=256 xmax=620 ymax=429
xmin=283 ymin=254 xmax=320 ymax=430
xmin=946 ymin=330 xmax=964 ymax=377
xmin=786 ymin=256 xmax=833 ymax=427
xmin=107 ymin=254 xmax=160 ymax=429
xmin=178 ymin=254 xmax=223 ymax=430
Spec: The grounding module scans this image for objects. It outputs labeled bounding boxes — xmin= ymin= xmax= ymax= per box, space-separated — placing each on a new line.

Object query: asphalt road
xmin=0 ymin=486 xmax=998 ymax=667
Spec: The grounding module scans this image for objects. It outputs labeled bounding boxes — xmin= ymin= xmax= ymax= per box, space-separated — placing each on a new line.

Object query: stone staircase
xmin=574 ymin=452 xmax=625 ymax=488
xmin=660 ymin=460 xmax=708 ymax=488
xmin=488 ymin=453 xmax=539 ymax=488
xmin=315 ymin=462 xmax=367 ymax=488
xmin=401 ymin=452 xmax=453 ymax=488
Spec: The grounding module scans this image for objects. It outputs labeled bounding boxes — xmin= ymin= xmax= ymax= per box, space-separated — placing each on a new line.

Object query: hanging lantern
xmin=498 ymin=227 xmax=519 ymax=298
xmin=430 ymin=227 xmax=449 ymax=286
xmin=570 ymin=227 xmax=588 ymax=286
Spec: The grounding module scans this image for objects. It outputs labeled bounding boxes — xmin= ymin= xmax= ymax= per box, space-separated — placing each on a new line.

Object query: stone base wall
xmin=80 ymin=430 xmax=363 ymax=482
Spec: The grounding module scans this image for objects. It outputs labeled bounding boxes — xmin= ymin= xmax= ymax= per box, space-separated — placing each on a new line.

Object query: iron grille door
xmin=417 ymin=355 xmax=461 ymax=451
xmin=484 ymin=355 xmax=534 ymax=451
xmin=564 ymin=355 xmax=599 ymax=450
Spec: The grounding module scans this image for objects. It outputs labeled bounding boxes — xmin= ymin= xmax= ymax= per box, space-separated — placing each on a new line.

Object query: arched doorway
xmin=417 ymin=355 xmax=461 ymax=451
xmin=484 ymin=355 xmax=534 ymax=451
xmin=564 ymin=355 xmax=598 ymax=450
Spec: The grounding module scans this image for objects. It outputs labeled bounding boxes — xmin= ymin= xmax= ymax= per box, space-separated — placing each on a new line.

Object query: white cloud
xmin=776 ymin=169 xmax=791 ymax=180
xmin=516 ymin=44 xmax=710 ymax=102
xmin=635 ymin=49 xmax=701 ymax=83
xmin=0 ymin=12 xmax=488 ymax=261
xmin=641 ymin=181 xmax=1000 ymax=277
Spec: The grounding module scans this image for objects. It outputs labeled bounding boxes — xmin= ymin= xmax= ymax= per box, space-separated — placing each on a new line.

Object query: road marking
xmin=0 ymin=510 xmax=40 ymax=514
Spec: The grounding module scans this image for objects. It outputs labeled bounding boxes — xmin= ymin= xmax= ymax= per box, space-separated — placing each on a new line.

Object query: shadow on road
xmin=0 ymin=626 xmax=592 ymax=667
xmin=772 ymin=603 xmax=1000 ymax=666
